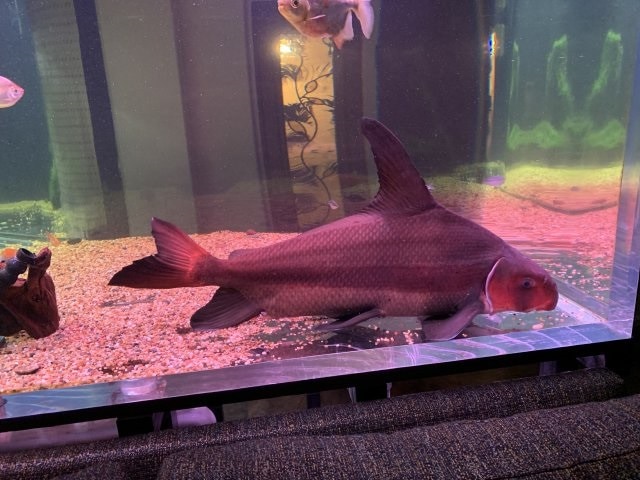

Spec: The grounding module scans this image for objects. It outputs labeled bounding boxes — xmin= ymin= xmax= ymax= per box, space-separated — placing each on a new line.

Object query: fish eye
xmin=290 ymin=0 xmax=299 ymax=7
xmin=521 ymin=277 xmax=536 ymax=289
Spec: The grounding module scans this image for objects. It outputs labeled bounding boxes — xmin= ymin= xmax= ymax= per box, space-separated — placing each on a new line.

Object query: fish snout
xmin=11 ymin=85 xmax=24 ymax=100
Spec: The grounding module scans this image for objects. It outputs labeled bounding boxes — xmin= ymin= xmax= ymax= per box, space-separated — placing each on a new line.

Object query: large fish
xmin=109 ymin=119 xmax=558 ymax=341
xmin=277 ymin=0 xmax=374 ymax=49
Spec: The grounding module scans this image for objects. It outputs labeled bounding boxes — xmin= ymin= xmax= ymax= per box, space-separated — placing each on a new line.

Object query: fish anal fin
xmin=421 ymin=302 xmax=484 ymax=341
xmin=315 ymin=308 xmax=383 ymax=332
xmin=191 ymin=288 xmax=262 ymax=330
xmin=463 ymin=325 xmax=510 ymax=337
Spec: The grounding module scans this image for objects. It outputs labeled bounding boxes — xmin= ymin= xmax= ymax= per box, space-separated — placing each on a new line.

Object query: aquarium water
xmin=0 ymin=0 xmax=638 ymax=399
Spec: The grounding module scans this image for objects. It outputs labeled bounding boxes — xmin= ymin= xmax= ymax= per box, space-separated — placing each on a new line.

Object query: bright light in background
xmin=279 ymin=36 xmax=303 ymax=57
xmin=279 ymin=41 xmax=293 ymax=55
xmin=488 ymin=31 xmax=497 ymax=57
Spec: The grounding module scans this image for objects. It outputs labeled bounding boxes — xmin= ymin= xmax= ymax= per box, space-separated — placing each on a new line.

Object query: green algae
xmin=508 ymin=30 xmax=625 ymax=155
xmin=584 ymin=119 xmax=626 ymax=150
xmin=546 ymin=35 xmax=575 ymax=115
xmin=587 ymin=30 xmax=623 ymax=111
xmin=507 ymin=121 xmax=568 ymax=150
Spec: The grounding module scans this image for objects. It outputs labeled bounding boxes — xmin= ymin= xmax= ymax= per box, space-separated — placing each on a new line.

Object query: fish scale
xmin=221 ymin=214 xmax=499 ymax=298
xmin=110 ymin=118 xmax=558 ymax=341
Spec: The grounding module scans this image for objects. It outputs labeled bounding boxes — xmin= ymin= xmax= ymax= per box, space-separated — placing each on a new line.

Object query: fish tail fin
xmin=333 ymin=10 xmax=354 ymax=49
xmin=355 ymin=0 xmax=374 ymax=38
xmin=109 ymin=217 xmax=219 ymax=289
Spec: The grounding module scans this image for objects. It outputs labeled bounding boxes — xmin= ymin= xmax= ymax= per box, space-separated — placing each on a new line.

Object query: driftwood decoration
xmin=0 ymin=248 xmax=60 ymax=339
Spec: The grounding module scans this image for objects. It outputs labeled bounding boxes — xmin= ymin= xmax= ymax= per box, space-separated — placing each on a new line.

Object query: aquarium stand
xmin=0 ymin=326 xmax=633 ymax=434
xmin=2 ymin=367 xmax=638 ymax=479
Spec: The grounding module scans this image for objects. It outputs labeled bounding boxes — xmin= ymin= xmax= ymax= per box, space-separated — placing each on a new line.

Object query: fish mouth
xmin=527 ymin=289 xmax=559 ymax=312
xmin=545 ymin=278 xmax=560 ymax=310
xmin=525 ymin=299 xmax=557 ymax=312
xmin=521 ymin=277 xmax=558 ymax=312
xmin=542 ymin=297 xmax=559 ymax=311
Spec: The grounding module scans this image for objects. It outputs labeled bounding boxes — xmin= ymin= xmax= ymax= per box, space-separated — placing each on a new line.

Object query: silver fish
xmin=109 ymin=119 xmax=558 ymax=341
xmin=277 ymin=0 xmax=374 ymax=49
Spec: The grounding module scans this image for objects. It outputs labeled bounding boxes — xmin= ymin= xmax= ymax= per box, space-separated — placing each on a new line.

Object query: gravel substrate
xmin=0 ymin=174 xmax=621 ymax=395
xmin=1 ymin=230 xmax=311 ymax=394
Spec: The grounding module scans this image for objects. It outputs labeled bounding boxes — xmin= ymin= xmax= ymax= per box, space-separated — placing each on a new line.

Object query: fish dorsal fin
xmin=360 ymin=118 xmax=438 ymax=215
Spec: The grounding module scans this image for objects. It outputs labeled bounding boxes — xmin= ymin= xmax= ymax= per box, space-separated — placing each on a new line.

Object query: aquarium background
xmin=0 ymin=0 xmax=639 ymax=397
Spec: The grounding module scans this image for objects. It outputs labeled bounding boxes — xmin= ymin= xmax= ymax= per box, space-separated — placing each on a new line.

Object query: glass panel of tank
xmin=0 ymin=0 xmax=639 ymax=398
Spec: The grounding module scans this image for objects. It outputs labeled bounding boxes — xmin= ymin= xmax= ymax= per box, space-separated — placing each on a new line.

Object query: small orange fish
xmin=0 ymin=76 xmax=24 ymax=108
xmin=277 ymin=0 xmax=374 ymax=49
xmin=0 ymin=247 xmax=17 ymax=262
xmin=46 ymin=232 xmax=61 ymax=247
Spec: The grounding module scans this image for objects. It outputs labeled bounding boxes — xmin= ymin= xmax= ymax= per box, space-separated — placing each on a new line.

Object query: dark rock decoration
xmin=0 ymin=248 xmax=60 ymax=338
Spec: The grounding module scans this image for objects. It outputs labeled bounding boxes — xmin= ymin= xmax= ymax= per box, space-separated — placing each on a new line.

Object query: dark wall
xmin=376 ymin=0 xmax=489 ymax=176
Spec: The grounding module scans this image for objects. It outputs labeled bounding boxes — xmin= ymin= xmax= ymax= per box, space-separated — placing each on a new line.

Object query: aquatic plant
xmin=545 ymin=35 xmax=575 ymax=118
xmin=587 ymin=30 xmax=623 ymax=108
xmin=508 ymin=31 xmax=625 ymax=156
xmin=280 ymin=37 xmax=337 ymax=228
xmin=584 ymin=119 xmax=625 ymax=150
xmin=562 ymin=116 xmax=593 ymax=140
xmin=507 ymin=121 xmax=568 ymax=150
xmin=280 ymin=64 xmax=301 ymax=82
xmin=283 ymin=103 xmax=312 ymax=142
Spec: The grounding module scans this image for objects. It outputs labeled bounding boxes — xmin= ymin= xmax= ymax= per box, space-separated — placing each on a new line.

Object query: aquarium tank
xmin=1 ymin=0 xmax=640 ymax=431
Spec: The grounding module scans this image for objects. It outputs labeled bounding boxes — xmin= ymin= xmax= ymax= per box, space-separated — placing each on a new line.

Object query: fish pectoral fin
xmin=307 ymin=14 xmax=327 ymax=21
xmin=315 ymin=308 xmax=384 ymax=332
xmin=228 ymin=248 xmax=253 ymax=259
xmin=463 ymin=324 xmax=511 ymax=337
xmin=332 ymin=11 xmax=354 ymax=49
xmin=421 ymin=302 xmax=484 ymax=341
xmin=190 ymin=288 xmax=262 ymax=331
